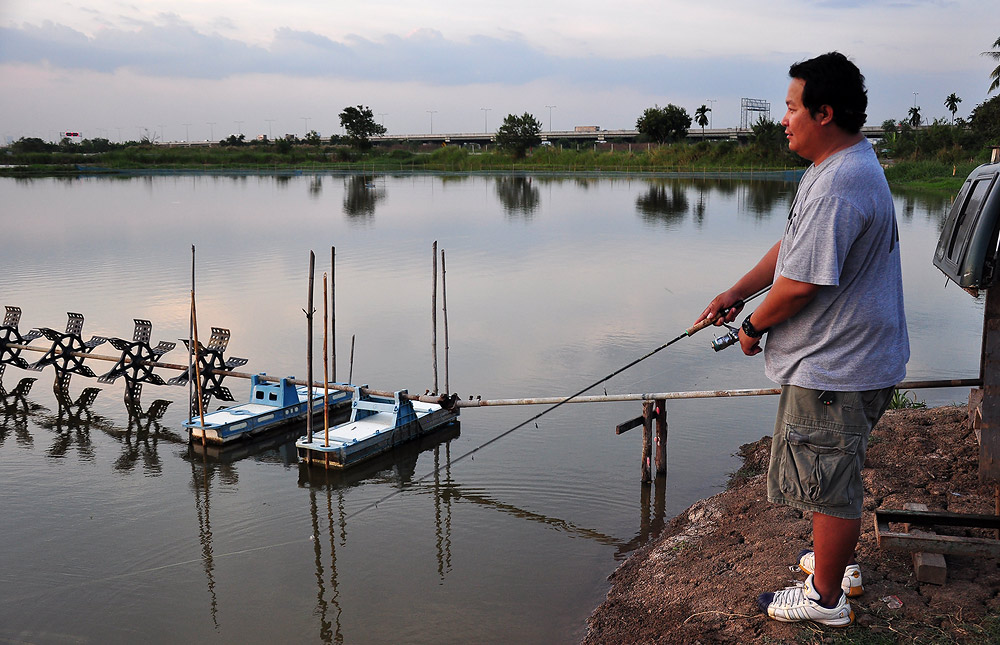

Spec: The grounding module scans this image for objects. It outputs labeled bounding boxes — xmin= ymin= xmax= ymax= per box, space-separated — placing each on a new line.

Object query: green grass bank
xmin=2 ymin=142 xmax=992 ymax=194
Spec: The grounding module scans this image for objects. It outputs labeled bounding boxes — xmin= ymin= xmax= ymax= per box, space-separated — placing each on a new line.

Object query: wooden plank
xmin=875 ymin=527 xmax=1000 ymax=558
xmin=616 ymin=416 xmax=644 ymax=435
xmin=971 ymin=383 xmax=984 ymax=451
xmin=904 ymin=503 xmax=948 ymax=585
xmin=980 ymin=287 xmax=1000 ymax=481
xmin=877 ymin=508 xmax=1000 ymax=529
xmin=875 ymin=509 xmax=1000 ymax=558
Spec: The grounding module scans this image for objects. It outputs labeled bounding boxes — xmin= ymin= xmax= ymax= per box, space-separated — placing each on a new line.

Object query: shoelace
xmin=772 ymin=584 xmax=810 ymax=606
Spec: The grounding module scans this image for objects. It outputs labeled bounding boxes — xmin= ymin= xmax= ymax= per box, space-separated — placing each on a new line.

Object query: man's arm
xmin=696 ymin=241 xmax=781 ymax=327
xmin=738 ymin=275 xmax=820 ymax=355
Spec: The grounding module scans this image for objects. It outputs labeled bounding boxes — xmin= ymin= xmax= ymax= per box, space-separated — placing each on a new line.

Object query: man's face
xmin=781 ymin=78 xmax=826 ymax=162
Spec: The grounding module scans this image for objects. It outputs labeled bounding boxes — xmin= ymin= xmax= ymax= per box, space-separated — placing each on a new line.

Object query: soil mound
xmin=585 ymin=405 xmax=1000 ymax=643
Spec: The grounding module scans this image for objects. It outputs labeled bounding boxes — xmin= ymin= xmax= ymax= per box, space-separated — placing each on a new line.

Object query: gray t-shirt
xmin=763 ymin=139 xmax=909 ymax=390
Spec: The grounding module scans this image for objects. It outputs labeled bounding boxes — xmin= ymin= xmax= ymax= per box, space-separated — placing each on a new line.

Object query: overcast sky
xmin=1 ymin=0 xmax=997 ymax=143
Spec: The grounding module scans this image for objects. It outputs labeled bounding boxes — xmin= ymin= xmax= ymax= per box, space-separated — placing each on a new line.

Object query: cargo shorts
xmin=766 ymin=385 xmax=895 ymax=520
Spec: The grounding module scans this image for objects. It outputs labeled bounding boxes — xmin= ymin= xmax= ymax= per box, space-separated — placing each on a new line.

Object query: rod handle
xmin=685 ymin=299 xmax=745 ymax=337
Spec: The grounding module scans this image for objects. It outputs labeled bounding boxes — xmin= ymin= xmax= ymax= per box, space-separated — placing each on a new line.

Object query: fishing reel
xmin=711 ymin=324 xmax=740 ymax=352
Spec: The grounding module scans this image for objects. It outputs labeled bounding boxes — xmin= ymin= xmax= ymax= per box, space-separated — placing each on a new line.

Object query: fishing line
xmin=19 ymin=287 xmax=772 ymax=590
xmin=342 ymin=285 xmax=772 ymax=522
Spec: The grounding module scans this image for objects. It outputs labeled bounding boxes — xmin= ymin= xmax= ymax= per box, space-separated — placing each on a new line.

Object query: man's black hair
xmin=789 ymin=52 xmax=868 ymax=134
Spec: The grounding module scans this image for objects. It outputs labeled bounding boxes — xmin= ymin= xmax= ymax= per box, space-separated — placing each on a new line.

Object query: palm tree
xmin=944 ymin=93 xmax=962 ymax=123
xmin=984 ymin=36 xmax=1000 ymax=94
xmin=908 ymin=106 xmax=922 ymax=128
xmin=694 ymin=105 xmax=710 ymax=138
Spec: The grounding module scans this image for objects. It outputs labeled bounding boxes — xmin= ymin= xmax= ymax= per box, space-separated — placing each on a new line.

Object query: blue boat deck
xmin=297 ymin=388 xmax=459 ymax=469
xmin=185 ymin=374 xmax=352 ymax=444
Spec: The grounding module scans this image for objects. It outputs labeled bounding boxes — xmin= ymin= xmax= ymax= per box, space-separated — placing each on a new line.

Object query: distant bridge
xmin=370 ymin=125 xmax=887 ymax=147
xmin=159 ymin=126 xmax=887 ymax=148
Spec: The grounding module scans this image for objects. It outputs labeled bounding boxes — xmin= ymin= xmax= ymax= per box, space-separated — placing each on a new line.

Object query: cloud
xmin=0 ymin=18 xmax=270 ymax=77
xmin=0 ymin=16 xmax=780 ymax=92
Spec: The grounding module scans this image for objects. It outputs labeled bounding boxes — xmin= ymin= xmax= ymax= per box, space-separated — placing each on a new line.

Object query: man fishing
xmin=695 ymin=51 xmax=909 ymax=627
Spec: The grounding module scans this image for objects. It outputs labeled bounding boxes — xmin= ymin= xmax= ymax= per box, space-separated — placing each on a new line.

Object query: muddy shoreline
xmin=584 ymin=404 xmax=1000 ymax=643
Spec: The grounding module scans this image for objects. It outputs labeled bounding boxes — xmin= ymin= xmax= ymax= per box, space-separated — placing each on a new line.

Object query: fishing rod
xmin=343 ymin=284 xmax=773 ymax=521
xmin=443 ymin=284 xmax=773 ymax=451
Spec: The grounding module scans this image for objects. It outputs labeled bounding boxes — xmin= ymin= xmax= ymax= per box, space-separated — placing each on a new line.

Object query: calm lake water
xmin=0 ymin=171 xmax=981 ymax=644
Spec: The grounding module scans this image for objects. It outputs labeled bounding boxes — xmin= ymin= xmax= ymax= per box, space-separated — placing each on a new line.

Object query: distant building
xmin=574 ymin=126 xmax=601 ymax=133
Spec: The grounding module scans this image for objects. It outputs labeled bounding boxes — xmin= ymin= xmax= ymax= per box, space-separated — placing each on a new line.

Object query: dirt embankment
xmin=585 ymin=405 xmax=1000 ymax=644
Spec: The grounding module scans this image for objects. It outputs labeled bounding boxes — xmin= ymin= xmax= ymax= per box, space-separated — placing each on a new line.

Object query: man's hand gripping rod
xmin=684 ymin=286 xmax=771 ymax=351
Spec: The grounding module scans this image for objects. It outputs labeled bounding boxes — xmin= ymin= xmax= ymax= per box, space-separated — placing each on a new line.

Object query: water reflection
xmin=740 ymin=179 xmax=793 ymax=217
xmin=0 ymin=377 xmax=39 ymax=448
xmin=310 ymin=175 xmax=323 ymax=197
xmin=495 ymin=176 xmax=540 ymax=217
xmin=189 ymin=451 xmax=220 ymax=628
xmin=106 ymin=399 xmax=179 ymax=475
xmin=35 ymin=386 xmax=106 ymax=460
xmin=620 ymin=476 xmax=668 ymax=560
xmin=637 ymin=178 xmax=795 ymax=226
xmin=894 ymin=189 xmax=955 ymax=230
xmin=343 ymin=175 xmax=386 ymax=219
xmin=636 ymin=182 xmax=689 ymax=225
xmin=298 ymin=425 xmax=459 ymax=643
xmin=0 ymin=369 xmax=184 ymax=469
xmin=309 ymin=484 xmax=345 ymax=643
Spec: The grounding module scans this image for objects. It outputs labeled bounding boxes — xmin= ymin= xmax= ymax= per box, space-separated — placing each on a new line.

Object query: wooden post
xmin=980 ymin=286 xmax=1000 ymax=481
xmin=323 ymin=272 xmax=330 ymax=448
xmin=441 ymin=248 xmax=450 ymax=395
xmin=188 ymin=245 xmax=195 ymax=437
xmin=654 ymin=399 xmax=667 ymax=476
xmin=641 ymin=400 xmax=653 ymax=483
xmin=432 ymin=241 xmax=439 ymax=394
xmin=306 ymin=251 xmax=315 ymax=444
xmin=330 ymin=246 xmax=337 ymax=383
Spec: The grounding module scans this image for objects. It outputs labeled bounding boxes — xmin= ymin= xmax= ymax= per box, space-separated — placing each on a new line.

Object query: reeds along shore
xmin=2 ymin=141 xmax=992 ymax=192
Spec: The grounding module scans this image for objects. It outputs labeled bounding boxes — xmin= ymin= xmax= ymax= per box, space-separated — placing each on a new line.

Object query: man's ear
xmin=815 ymin=105 xmax=835 ymax=126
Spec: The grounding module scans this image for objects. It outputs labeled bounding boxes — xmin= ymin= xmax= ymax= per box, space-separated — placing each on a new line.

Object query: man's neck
xmin=810 ymin=132 xmax=865 ymax=166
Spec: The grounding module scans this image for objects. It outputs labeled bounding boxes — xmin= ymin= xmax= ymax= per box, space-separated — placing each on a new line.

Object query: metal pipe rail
xmin=449 ymin=378 xmax=981 ymax=408
xmin=5 ymin=341 xmax=979 ymax=409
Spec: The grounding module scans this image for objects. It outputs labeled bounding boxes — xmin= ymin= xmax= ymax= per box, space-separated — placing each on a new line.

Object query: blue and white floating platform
xmin=184 ymin=373 xmax=353 ymax=444
xmin=296 ymin=387 xmax=459 ymax=469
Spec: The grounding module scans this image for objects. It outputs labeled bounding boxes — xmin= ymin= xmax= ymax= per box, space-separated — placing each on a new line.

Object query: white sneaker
xmin=798 ymin=549 xmax=864 ymax=598
xmin=758 ymin=573 xmax=854 ymax=627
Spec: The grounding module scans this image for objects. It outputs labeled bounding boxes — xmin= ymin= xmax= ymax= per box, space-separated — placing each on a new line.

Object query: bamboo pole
xmin=305 ymin=251 xmax=315 ymax=444
xmin=431 ymin=240 xmax=439 ymax=394
xmin=441 ymin=248 xmax=450 ymax=395
xmin=330 ymin=246 xmax=337 ymax=381
xmin=323 ymin=272 xmax=330 ymax=448
xmin=188 ymin=245 xmax=195 ymax=438
xmin=348 ymin=334 xmax=356 ymax=385
xmin=190 ymin=279 xmax=207 ymax=447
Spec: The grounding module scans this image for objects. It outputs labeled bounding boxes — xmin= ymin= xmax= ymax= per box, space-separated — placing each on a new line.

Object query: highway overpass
xmin=368 ymin=125 xmax=887 ymax=147
xmin=158 ymin=125 xmax=887 ymax=148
